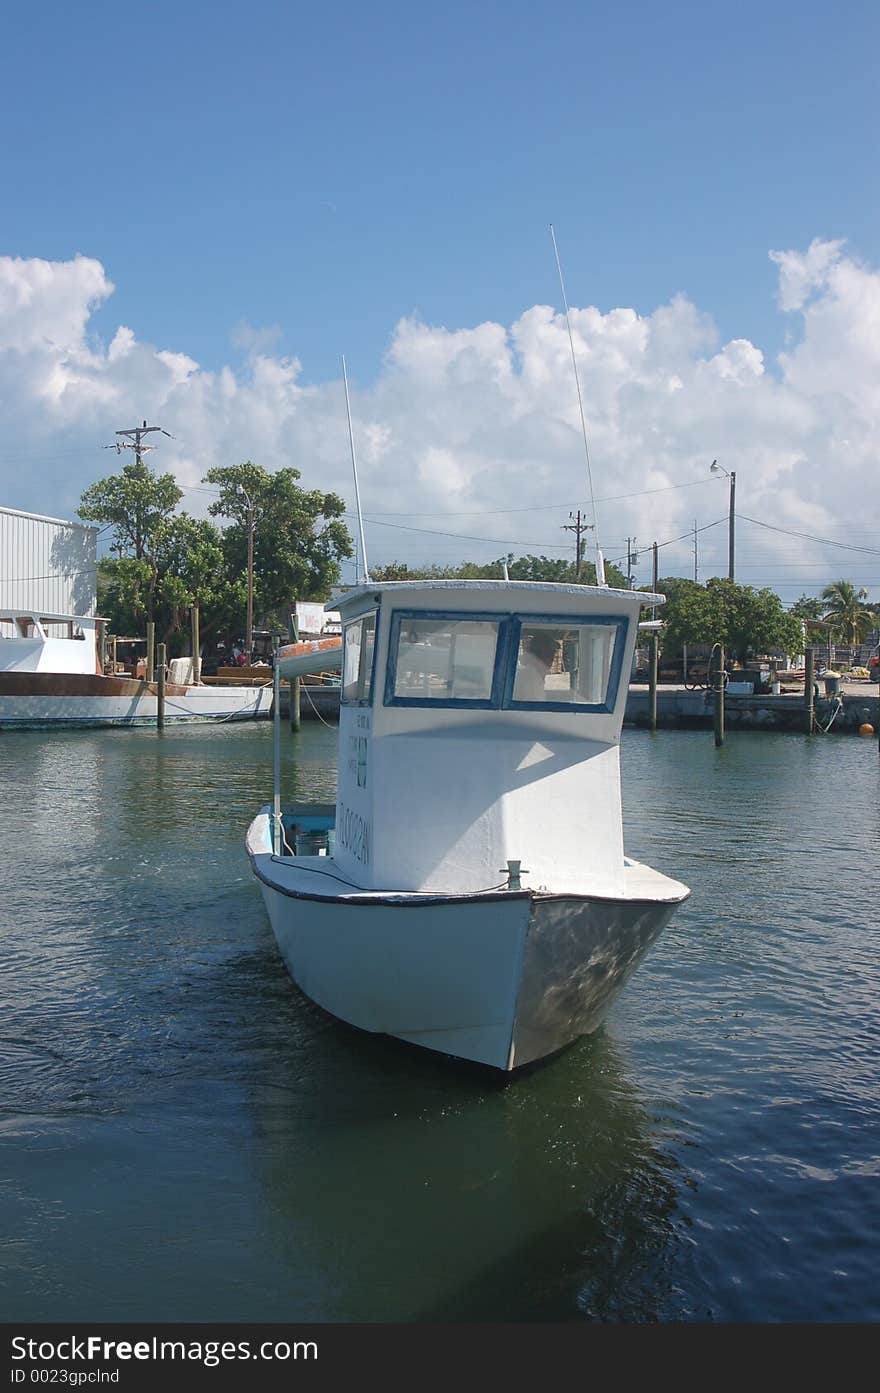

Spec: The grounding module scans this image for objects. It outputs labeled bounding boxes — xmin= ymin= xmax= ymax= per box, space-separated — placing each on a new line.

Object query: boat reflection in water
xmin=248 ymin=581 xmax=689 ymax=1072
xmin=246 ymin=1015 xmax=685 ymax=1322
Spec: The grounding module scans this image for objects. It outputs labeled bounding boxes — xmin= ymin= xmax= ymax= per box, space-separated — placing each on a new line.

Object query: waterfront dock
xmin=280 ymin=679 xmax=880 ymax=733
xmin=626 ymin=681 xmax=880 ymax=733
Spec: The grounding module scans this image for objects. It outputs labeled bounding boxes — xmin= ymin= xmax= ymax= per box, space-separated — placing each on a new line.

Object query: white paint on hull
xmin=246 ymin=808 xmax=689 ymax=1071
xmin=0 ymin=684 xmax=272 ymax=728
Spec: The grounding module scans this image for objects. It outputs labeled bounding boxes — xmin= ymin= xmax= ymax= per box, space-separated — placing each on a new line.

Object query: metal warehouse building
xmin=0 ymin=504 xmax=98 ymax=616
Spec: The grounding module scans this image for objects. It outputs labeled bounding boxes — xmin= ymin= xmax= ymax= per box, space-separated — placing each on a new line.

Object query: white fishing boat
xmin=247 ymin=579 xmax=689 ymax=1072
xmin=0 ymin=611 xmax=272 ymax=728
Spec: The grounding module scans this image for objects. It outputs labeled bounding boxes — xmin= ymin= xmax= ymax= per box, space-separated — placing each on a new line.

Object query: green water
xmin=1 ymin=722 xmax=878 ymax=1321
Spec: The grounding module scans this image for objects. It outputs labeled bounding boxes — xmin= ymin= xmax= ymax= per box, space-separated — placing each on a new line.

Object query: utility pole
xmin=693 ymin=520 xmax=698 ymax=583
xmin=238 ymin=485 xmax=255 ymax=665
xmin=626 ymin=537 xmax=639 ymax=589
xmin=562 ymin=510 xmax=592 ymax=580
xmin=105 ymin=420 xmax=174 ymax=469
xmin=710 ymin=461 xmax=736 ymax=580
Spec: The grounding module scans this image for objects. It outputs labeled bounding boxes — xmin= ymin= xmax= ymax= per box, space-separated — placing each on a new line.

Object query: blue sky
xmin=1 ymin=0 xmax=879 ymax=593
xmin=3 ymin=0 xmax=876 ymax=381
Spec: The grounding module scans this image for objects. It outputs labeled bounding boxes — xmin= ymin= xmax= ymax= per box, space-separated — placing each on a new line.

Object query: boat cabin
xmin=331 ymin=581 xmax=661 ymax=897
xmin=0 ymin=611 xmax=103 ymax=675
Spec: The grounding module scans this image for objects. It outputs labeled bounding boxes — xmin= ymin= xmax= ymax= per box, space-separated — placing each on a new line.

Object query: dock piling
xmin=289 ymin=602 xmax=301 ymax=732
xmin=273 ymin=640 xmax=282 ymax=854
xmin=804 ymin=648 xmax=815 ymax=734
xmin=713 ymin=643 xmax=725 ymax=747
xmin=191 ymin=603 xmax=201 ymax=685
xmin=156 ymin=642 xmax=166 ymax=730
xmin=649 ymin=540 xmax=659 ymax=732
xmin=146 ymin=622 xmax=155 ymax=683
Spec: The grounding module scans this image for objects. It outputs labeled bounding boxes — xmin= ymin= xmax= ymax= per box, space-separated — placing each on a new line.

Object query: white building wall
xmin=0 ymin=506 xmax=97 ymax=617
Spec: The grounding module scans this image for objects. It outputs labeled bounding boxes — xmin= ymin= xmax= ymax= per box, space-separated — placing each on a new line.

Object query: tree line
xmin=78 ymin=458 xmax=352 ymax=655
xmin=78 ymin=455 xmax=878 ymax=664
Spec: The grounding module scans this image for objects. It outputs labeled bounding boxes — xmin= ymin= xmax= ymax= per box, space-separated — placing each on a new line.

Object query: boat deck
xmin=247 ymin=807 xmax=689 ymax=906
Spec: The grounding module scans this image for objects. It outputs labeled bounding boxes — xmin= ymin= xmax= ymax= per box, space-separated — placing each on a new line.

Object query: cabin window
xmin=341 ymin=613 xmax=377 ymax=705
xmin=506 ymin=617 xmax=625 ymax=711
xmin=386 ymin=613 xmax=502 ymax=706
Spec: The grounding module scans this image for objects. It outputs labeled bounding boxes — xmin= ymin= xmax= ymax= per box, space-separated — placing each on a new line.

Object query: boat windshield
xmin=390 ymin=616 xmax=500 ymax=704
xmin=341 ymin=613 xmax=376 ymax=705
xmin=384 ymin=609 xmax=628 ymax=713
xmin=511 ymin=622 xmax=619 ymax=706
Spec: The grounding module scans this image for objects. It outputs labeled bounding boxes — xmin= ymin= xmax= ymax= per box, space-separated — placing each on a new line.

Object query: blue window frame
xmin=383 ymin=609 xmax=629 ymax=713
xmin=501 ymin=614 xmax=628 ymax=714
xmin=341 ymin=612 xmax=378 ymax=706
xmin=383 ymin=610 xmax=508 ymax=708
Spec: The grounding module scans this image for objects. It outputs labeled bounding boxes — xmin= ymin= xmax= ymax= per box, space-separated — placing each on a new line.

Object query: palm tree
xmin=820 ymin=580 xmax=875 ymax=650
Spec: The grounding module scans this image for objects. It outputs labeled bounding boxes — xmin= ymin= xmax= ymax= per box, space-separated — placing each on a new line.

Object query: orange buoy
xmin=859 ymin=723 xmax=875 ymax=736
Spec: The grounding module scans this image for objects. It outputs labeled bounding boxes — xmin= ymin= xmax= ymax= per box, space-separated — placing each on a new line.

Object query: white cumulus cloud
xmin=0 ymin=239 xmax=877 ymax=598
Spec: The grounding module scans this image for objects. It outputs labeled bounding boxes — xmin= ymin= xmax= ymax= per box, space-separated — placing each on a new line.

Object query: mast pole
xmin=342 ymin=356 xmax=370 ymax=583
xmin=549 ymin=224 xmax=604 ymax=584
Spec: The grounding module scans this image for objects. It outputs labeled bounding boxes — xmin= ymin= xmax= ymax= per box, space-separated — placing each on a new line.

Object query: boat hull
xmin=247 ymin=810 xmax=687 ymax=1071
xmin=0 ymin=672 xmax=272 ymax=729
xmin=277 ymin=638 xmax=342 ymax=680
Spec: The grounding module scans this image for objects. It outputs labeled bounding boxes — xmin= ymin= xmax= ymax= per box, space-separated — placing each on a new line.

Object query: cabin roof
xmin=330 ymin=580 xmax=665 ymax=614
xmin=0 ymin=611 xmax=106 ymax=625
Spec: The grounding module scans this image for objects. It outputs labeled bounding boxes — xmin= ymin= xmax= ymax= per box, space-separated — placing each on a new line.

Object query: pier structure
xmin=279 ymin=680 xmax=880 ymax=735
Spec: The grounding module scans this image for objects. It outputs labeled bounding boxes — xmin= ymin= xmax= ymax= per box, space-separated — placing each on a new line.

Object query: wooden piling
xmin=713 ymin=644 xmax=725 ymax=747
xmin=191 ymin=603 xmax=201 ymax=685
xmin=289 ymin=602 xmax=301 ymax=731
xmin=146 ymin=622 xmax=155 ymax=682
xmin=804 ymin=647 xmax=815 ymax=734
xmin=156 ymin=642 xmax=166 ymax=730
xmin=649 ymin=632 xmax=658 ymax=732
xmin=649 ymin=540 xmax=659 ymax=731
xmin=273 ymin=642 xmax=282 ymax=854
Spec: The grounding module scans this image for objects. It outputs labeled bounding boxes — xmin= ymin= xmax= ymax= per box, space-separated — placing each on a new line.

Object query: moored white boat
xmin=247 ymin=579 xmax=689 ymax=1072
xmin=276 ymin=635 xmax=342 ymax=680
xmin=0 ymin=611 xmax=272 ymax=728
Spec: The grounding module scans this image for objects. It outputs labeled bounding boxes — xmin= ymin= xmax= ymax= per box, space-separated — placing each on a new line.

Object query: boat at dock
xmin=276 ymin=635 xmax=342 ymax=680
xmin=0 ymin=611 xmax=272 ymax=728
xmin=247 ymin=579 xmax=690 ymax=1072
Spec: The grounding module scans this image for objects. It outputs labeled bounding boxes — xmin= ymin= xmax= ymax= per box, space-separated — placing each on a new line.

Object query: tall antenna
xmin=342 ymin=356 xmax=370 ymax=583
xmin=549 ymin=225 xmax=605 ymax=585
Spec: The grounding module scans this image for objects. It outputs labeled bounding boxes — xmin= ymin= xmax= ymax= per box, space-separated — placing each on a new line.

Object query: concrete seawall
xmin=625 ymin=686 xmax=880 ymax=734
xmin=279 ymin=682 xmax=880 ymax=733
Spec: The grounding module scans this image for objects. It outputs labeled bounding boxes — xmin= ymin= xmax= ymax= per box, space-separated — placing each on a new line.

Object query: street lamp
xmin=710 ymin=460 xmax=736 ymax=582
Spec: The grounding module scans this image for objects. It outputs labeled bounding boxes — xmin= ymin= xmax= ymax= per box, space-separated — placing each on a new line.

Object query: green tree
xmin=203 ymin=462 xmax=352 ymax=624
xmin=660 ymin=577 xmax=803 ymax=662
xmin=788 ymin=593 xmax=828 ymax=646
xmin=95 ymin=516 xmax=231 ymax=650
xmin=79 ymin=460 xmax=183 ymax=623
xmin=370 ymin=553 xmax=629 ymax=588
xmin=789 ymin=594 xmax=824 ymax=623
xmin=819 ymin=580 xmax=875 ymax=647
xmin=153 ymin=515 xmax=244 ymax=646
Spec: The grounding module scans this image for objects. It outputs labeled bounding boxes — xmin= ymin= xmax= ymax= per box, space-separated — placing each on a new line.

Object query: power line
xmin=360 ymin=475 xmax=724 ymax=518
xmin=738 ymin=514 xmax=880 ymax=557
xmin=345 ymin=513 xmax=574 ymax=550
